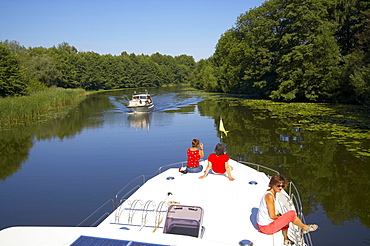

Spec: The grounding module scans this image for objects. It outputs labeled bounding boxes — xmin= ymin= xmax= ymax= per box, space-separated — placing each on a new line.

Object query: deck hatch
xmin=163 ymin=205 xmax=203 ymax=238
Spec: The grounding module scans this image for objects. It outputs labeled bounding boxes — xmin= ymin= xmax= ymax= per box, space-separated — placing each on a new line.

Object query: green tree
xmin=49 ymin=42 xmax=80 ymax=89
xmin=213 ymin=31 xmax=245 ymax=93
xmin=130 ymin=55 xmax=162 ymax=87
xmin=0 ymin=43 xmax=26 ymax=97
xmin=336 ymin=1 xmax=370 ymax=104
xmin=271 ymin=0 xmax=341 ymax=102
xmin=235 ymin=2 xmax=280 ymax=96
xmin=1 ymin=40 xmax=28 ymax=62
xmin=150 ymin=53 xmax=176 ymax=85
xmin=24 ymin=54 xmax=62 ymax=87
xmin=174 ymin=55 xmax=195 ymax=85
xmin=192 ymin=59 xmax=218 ymax=91
xmin=209 ymin=0 xmax=346 ymax=102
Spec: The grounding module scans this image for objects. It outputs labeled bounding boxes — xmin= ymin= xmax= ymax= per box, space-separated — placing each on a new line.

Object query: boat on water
xmin=0 ymin=159 xmax=314 ymax=246
xmin=127 ymin=90 xmax=154 ymax=113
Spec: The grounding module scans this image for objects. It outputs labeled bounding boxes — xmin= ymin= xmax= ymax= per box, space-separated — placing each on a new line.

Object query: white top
xmin=257 ymin=190 xmax=275 ymax=226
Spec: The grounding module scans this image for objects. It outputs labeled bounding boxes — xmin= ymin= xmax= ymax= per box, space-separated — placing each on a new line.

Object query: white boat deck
xmin=0 ymin=159 xmax=304 ymax=246
xmin=99 ymin=160 xmax=284 ymax=245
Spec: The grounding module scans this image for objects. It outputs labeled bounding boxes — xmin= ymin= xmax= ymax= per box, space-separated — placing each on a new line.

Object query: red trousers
xmin=257 ymin=210 xmax=296 ymax=235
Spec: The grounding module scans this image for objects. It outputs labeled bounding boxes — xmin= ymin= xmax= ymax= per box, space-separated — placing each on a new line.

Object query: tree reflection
xmin=1 ymin=90 xmax=369 ymax=229
xmin=0 ymin=129 xmax=33 ymax=180
xmin=198 ymin=97 xmax=370 ymax=228
xmin=0 ymin=93 xmax=113 ymax=181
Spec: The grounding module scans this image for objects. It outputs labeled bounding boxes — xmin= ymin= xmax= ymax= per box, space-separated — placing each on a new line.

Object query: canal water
xmin=0 ymin=87 xmax=369 ymax=245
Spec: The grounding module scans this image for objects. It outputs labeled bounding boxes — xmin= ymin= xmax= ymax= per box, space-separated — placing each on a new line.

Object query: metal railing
xmin=239 ymin=160 xmax=313 ymax=246
xmin=76 ymin=199 xmax=114 ymax=227
xmin=115 ymin=161 xmax=187 ymax=208
xmin=77 ymin=161 xmax=186 ymax=227
xmin=112 ymin=198 xmax=169 ymax=229
xmin=155 ymin=161 xmax=187 ymax=175
xmin=239 ymin=161 xmax=280 ymax=176
xmin=76 ymin=159 xmax=312 ymax=246
xmin=239 ymin=161 xmax=305 ymax=215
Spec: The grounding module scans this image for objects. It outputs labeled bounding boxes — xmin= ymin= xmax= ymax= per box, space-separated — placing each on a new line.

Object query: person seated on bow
xmin=257 ymin=174 xmax=318 ymax=245
xmin=186 ymin=139 xmax=204 ymax=173
xmin=199 ymin=143 xmax=234 ymax=181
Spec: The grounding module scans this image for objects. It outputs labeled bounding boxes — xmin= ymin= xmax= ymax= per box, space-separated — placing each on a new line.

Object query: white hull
xmin=0 ymin=160 xmax=312 ymax=246
xmin=127 ymin=90 xmax=154 ymax=113
xmin=127 ymin=103 xmax=154 ymax=112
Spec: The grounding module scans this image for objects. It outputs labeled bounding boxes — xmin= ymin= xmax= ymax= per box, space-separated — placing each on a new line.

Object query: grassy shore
xmin=0 ymin=87 xmax=87 ymax=129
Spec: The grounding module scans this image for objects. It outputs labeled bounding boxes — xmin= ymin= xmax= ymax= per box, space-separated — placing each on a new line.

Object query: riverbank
xmin=0 ymin=87 xmax=87 ymax=130
xmin=0 ymin=86 xmax=183 ymax=130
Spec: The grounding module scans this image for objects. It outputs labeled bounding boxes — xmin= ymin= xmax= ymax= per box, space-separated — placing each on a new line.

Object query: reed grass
xmin=0 ymin=87 xmax=87 ymax=129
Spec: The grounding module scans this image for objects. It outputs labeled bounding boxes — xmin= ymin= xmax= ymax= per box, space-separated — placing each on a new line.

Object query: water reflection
xmin=0 ymin=87 xmax=198 ymax=181
xmin=198 ymin=97 xmax=370 ymax=230
xmin=0 ymin=92 xmax=114 ymax=181
xmin=0 ymin=129 xmax=33 ymax=180
xmin=1 ymin=88 xmax=369 ymax=245
xmin=127 ymin=112 xmax=152 ymax=131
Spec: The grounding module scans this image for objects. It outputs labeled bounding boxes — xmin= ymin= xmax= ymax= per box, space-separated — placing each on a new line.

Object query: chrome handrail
xmin=115 ymin=175 xmax=146 ymax=207
xmin=115 ymin=161 xmax=186 ymax=208
xmin=239 ymin=161 xmax=304 ymax=216
xmin=76 ymin=199 xmax=114 ymax=227
xmin=91 ymin=213 xmax=110 ymax=227
xmin=288 ymin=182 xmax=303 ymax=217
xmin=239 ymin=161 xmax=279 ymax=175
xmin=77 ymin=162 xmax=186 ymax=227
xmin=117 ymin=185 xmax=141 ymax=208
xmin=77 ymin=159 xmax=312 ymax=246
xmin=156 ymin=161 xmax=187 ymax=174
xmin=239 ymin=160 xmax=312 ymax=246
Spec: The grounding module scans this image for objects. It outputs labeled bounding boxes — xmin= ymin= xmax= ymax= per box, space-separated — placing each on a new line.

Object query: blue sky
xmin=1 ymin=0 xmax=264 ymax=61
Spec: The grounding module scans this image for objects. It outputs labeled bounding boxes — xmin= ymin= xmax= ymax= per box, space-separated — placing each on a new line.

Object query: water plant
xmin=0 ymin=87 xmax=87 ymax=129
xmin=239 ymin=99 xmax=370 ymax=158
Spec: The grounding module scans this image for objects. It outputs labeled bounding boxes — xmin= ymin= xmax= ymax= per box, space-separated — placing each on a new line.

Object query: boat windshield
xmin=132 ymin=96 xmax=148 ymax=100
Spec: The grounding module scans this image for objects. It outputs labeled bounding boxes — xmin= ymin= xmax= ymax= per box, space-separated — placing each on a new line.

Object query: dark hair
xmin=268 ymin=174 xmax=288 ymax=188
xmin=214 ymin=143 xmax=226 ymax=156
xmin=192 ymin=139 xmax=200 ymax=147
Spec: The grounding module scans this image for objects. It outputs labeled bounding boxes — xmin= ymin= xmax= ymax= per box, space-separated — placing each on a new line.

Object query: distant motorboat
xmin=127 ymin=90 xmax=154 ymax=113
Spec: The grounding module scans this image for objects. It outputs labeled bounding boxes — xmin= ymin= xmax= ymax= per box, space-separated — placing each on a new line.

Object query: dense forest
xmin=193 ymin=0 xmax=370 ymax=104
xmin=0 ymin=40 xmax=195 ymax=96
xmin=1 ymin=0 xmax=369 ymax=105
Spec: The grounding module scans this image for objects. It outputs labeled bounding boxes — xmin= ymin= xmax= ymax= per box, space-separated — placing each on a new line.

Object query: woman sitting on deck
xmin=186 ymin=139 xmax=204 ymax=173
xmin=199 ymin=143 xmax=235 ymax=181
xmin=257 ymin=174 xmax=318 ymax=245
